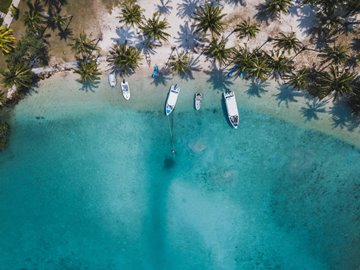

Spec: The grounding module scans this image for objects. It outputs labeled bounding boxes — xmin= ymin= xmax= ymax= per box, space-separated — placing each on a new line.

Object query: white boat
xmin=165 ymin=84 xmax=180 ymax=116
xmin=121 ymin=79 xmax=130 ymax=100
xmin=194 ymin=93 xmax=202 ymax=110
xmin=223 ymin=90 xmax=239 ymax=129
xmin=109 ymin=72 xmax=116 ymax=87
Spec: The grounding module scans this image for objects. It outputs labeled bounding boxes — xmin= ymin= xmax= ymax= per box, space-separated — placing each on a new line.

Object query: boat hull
xmin=121 ymin=82 xmax=130 ymax=101
xmin=109 ymin=72 xmax=116 ymax=87
xmin=165 ymin=85 xmax=180 ymax=116
xmin=223 ymin=91 xmax=239 ymax=129
xmin=195 ymin=93 xmax=202 ymax=110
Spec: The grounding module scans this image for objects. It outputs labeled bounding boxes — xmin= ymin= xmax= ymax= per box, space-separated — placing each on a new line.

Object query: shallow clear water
xmin=0 ymin=74 xmax=360 ymax=269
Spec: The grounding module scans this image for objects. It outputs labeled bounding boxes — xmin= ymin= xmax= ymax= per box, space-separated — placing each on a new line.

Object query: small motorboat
xmin=121 ymin=79 xmax=130 ymax=100
xmin=194 ymin=93 xmax=202 ymax=110
xmin=165 ymin=84 xmax=180 ymax=116
xmin=152 ymin=65 xmax=159 ymax=78
xmin=223 ymin=90 xmax=239 ymax=129
xmin=109 ymin=72 xmax=116 ymax=87
xmin=226 ymin=64 xmax=238 ymax=78
xmin=145 ymin=52 xmax=151 ymax=67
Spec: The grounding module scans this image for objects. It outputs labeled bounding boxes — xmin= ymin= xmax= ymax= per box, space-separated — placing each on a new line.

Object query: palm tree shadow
xmin=156 ymin=0 xmax=173 ymax=15
xmin=223 ymin=0 xmax=247 ymax=6
xmin=204 ymin=65 xmax=233 ymax=92
xmin=77 ymin=79 xmax=99 ymax=92
xmin=151 ymin=68 xmax=172 ymax=86
xmin=300 ymin=98 xmax=327 ymax=121
xmin=273 ymin=84 xmax=303 ymax=107
xmin=176 ymin=0 xmax=200 ymax=19
xmin=330 ymin=99 xmax=360 ymax=131
xmin=175 ymin=22 xmax=200 ymax=51
xmin=179 ymin=55 xmax=201 ymax=80
xmin=255 ymin=3 xmax=276 ymax=24
xmin=113 ymin=26 xmax=135 ymax=45
xmin=58 ymin=27 xmax=73 ymax=40
xmin=351 ymin=38 xmax=360 ymax=52
xmin=247 ymin=81 xmax=269 ymax=97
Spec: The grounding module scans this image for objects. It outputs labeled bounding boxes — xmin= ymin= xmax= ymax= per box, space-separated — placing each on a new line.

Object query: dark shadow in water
xmin=300 ymin=98 xmax=327 ymax=121
xmin=247 ymin=81 xmax=269 ymax=98
xmin=204 ymin=65 xmax=233 ymax=92
xmin=330 ymin=98 xmax=360 ymax=131
xmin=164 ymin=155 xmax=176 ymax=169
xmin=273 ymin=84 xmax=303 ymax=107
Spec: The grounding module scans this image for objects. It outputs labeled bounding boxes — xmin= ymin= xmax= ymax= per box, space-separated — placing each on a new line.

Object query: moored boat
xmin=223 ymin=90 xmax=239 ymax=128
xmin=165 ymin=84 xmax=180 ymax=116
xmin=109 ymin=72 xmax=116 ymax=87
xmin=121 ymin=79 xmax=130 ymax=100
xmin=194 ymin=93 xmax=202 ymax=110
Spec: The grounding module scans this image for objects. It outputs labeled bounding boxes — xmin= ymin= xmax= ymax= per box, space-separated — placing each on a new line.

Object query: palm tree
xmin=264 ymin=0 xmax=292 ymax=18
xmin=231 ymin=46 xmax=254 ymax=75
xmin=269 ymin=51 xmax=293 ymax=80
xmin=107 ymin=44 xmax=142 ymax=76
xmin=1 ymin=63 xmax=33 ymax=90
xmin=42 ymin=0 xmax=67 ymax=11
xmin=117 ymin=0 xmax=144 ymax=28
xmin=71 ymin=33 xmax=99 ymax=59
xmin=192 ymin=4 xmax=226 ymax=38
xmin=0 ymin=26 xmax=16 ymax=55
xmin=319 ymin=44 xmax=349 ymax=67
xmin=318 ymin=66 xmax=357 ymax=100
xmin=168 ymin=51 xmax=191 ymax=76
xmin=203 ymin=37 xmax=233 ymax=67
xmin=249 ymin=54 xmax=272 ymax=81
xmin=140 ymin=12 xmax=170 ymax=46
xmin=23 ymin=1 xmax=46 ymax=36
xmin=73 ymin=59 xmax=101 ymax=84
xmin=233 ymin=19 xmax=260 ymax=40
xmin=273 ymin=32 xmax=302 ymax=55
xmin=285 ymin=68 xmax=310 ymax=90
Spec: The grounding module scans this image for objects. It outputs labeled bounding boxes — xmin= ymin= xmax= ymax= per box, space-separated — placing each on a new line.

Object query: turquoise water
xmin=0 ymin=74 xmax=360 ymax=269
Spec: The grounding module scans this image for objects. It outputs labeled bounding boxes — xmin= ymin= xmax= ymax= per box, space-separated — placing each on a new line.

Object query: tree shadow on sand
xmin=330 ymin=98 xmax=360 ymax=131
xmin=273 ymin=84 xmax=303 ymax=107
xmin=223 ymin=0 xmax=247 ymax=7
xmin=113 ymin=26 xmax=135 ymax=45
xmin=300 ymin=98 xmax=327 ymax=121
xmin=156 ymin=0 xmax=173 ymax=15
xmin=77 ymin=80 xmax=100 ymax=92
xmin=204 ymin=65 xmax=233 ymax=92
xmin=176 ymin=0 xmax=200 ymax=19
xmin=175 ymin=22 xmax=200 ymax=52
xmin=178 ymin=55 xmax=201 ymax=80
xmin=151 ymin=67 xmax=172 ymax=86
xmin=247 ymin=80 xmax=269 ymax=97
xmin=255 ymin=3 xmax=277 ymax=24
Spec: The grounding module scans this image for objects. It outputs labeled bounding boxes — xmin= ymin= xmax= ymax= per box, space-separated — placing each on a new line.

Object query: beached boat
xmin=152 ymin=65 xmax=158 ymax=78
xmin=165 ymin=84 xmax=180 ymax=116
xmin=194 ymin=93 xmax=202 ymax=110
xmin=121 ymin=79 xmax=130 ymax=100
xmin=109 ymin=72 xmax=116 ymax=87
xmin=223 ymin=90 xmax=239 ymax=129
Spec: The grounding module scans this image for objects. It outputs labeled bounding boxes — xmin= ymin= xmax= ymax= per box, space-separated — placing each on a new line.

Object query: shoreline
xmin=7 ymin=70 xmax=360 ymax=150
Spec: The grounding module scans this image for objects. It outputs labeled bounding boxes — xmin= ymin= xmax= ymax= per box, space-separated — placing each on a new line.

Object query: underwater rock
xmin=0 ymin=122 xmax=10 ymax=151
xmin=188 ymin=139 xmax=206 ymax=153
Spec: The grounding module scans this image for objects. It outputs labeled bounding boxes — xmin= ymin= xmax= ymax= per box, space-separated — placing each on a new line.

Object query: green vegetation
xmin=192 ymin=4 xmax=226 ymax=38
xmin=203 ymin=37 xmax=233 ymax=68
xmin=233 ymin=19 xmax=260 ymax=40
xmin=107 ymin=44 xmax=142 ymax=76
xmin=117 ymin=0 xmax=143 ymax=28
xmin=0 ymin=26 xmax=16 ymax=55
xmin=168 ymin=51 xmax=191 ymax=77
xmin=0 ymin=122 xmax=10 ymax=150
xmin=0 ymin=0 xmax=12 ymax=13
xmin=140 ymin=12 xmax=170 ymax=46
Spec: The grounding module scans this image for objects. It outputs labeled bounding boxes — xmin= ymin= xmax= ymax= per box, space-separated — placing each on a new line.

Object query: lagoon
xmin=0 ymin=73 xmax=359 ymax=269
